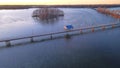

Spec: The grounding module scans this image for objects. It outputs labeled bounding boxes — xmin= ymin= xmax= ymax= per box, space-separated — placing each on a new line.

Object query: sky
xmin=0 ymin=0 xmax=120 ymax=5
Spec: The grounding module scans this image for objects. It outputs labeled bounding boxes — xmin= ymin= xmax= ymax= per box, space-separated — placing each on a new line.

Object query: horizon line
xmin=0 ymin=4 xmax=120 ymax=6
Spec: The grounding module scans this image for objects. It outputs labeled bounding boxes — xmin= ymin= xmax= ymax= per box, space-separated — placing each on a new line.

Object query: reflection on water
xmin=32 ymin=8 xmax=64 ymax=25
xmin=33 ymin=16 xmax=64 ymax=25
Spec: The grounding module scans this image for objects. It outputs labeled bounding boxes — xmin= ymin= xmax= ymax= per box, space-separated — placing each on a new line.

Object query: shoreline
xmin=0 ymin=4 xmax=119 ymax=9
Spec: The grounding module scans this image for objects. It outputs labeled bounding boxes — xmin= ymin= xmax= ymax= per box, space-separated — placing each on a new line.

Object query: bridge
xmin=0 ymin=22 xmax=120 ymax=47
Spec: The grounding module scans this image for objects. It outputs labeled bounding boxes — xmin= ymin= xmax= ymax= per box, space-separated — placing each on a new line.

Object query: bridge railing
xmin=0 ymin=23 xmax=120 ymax=47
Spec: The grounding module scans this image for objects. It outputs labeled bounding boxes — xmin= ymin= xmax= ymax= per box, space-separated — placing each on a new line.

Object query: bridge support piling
xmin=50 ymin=34 xmax=52 ymax=39
xmin=80 ymin=29 xmax=83 ymax=34
xmin=112 ymin=24 xmax=115 ymax=28
xmin=102 ymin=26 xmax=105 ymax=30
xmin=30 ymin=37 xmax=34 ymax=42
xmin=6 ymin=41 xmax=11 ymax=47
xmin=65 ymin=34 xmax=71 ymax=39
xmin=91 ymin=27 xmax=94 ymax=32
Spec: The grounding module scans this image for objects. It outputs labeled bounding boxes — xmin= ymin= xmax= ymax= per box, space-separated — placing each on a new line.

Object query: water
xmin=0 ymin=7 xmax=120 ymax=68
xmin=0 ymin=8 xmax=118 ymax=40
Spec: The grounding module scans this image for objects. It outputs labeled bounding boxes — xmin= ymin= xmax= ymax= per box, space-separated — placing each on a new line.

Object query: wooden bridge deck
xmin=0 ymin=22 xmax=120 ymax=47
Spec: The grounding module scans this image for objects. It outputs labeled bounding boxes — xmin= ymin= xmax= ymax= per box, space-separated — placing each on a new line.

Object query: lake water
xmin=0 ymin=8 xmax=119 ymax=40
xmin=0 ymin=7 xmax=120 ymax=68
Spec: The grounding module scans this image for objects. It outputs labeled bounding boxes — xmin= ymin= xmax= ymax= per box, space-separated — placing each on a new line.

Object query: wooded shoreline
xmin=0 ymin=4 xmax=119 ymax=9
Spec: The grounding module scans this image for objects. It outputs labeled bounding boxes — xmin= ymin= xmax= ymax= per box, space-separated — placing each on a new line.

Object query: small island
xmin=32 ymin=8 xmax=64 ymax=20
